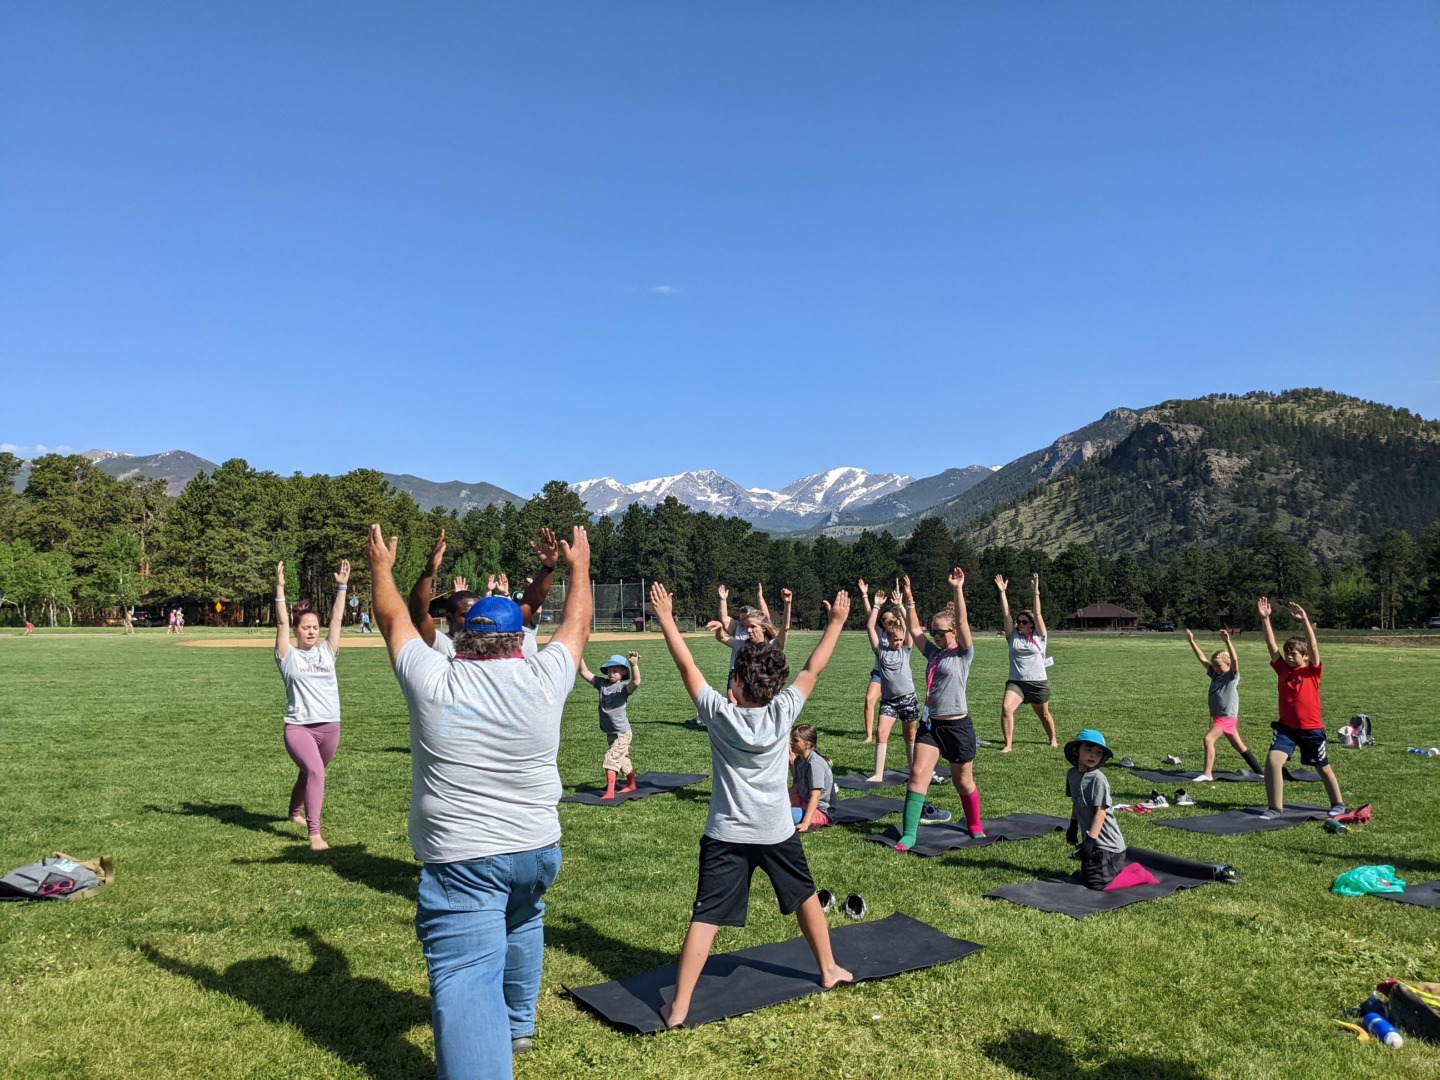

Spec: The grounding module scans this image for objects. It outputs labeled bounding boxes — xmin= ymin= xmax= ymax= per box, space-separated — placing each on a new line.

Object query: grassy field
xmin=3 ymin=626 xmax=1440 ymax=1079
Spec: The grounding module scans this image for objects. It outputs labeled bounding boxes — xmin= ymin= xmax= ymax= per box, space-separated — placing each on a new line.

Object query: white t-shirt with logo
xmin=276 ymin=643 xmax=341 ymax=725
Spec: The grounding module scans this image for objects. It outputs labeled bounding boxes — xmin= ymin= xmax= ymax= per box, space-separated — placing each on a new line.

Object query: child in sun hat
xmin=577 ymin=652 xmax=642 ymax=800
xmin=1064 ymin=728 xmax=1128 ymax=890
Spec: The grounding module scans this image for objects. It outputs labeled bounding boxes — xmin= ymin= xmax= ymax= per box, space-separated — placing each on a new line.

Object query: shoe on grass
xmin=1118 ymin=757 xmax=1135 ymax=768
xmin=1138 ymin=790 xmax=1169 ymax=810
xmin=1174 ymin=789 xmax=1195 ymax=806
xmin=816 ymin=888 xmax=835 ymax=913
xmin=929 ymin=771 xmax=945 ymax=785
xmin=918 ymin=803 xmax=951 ymax=825
xmin=683 ymin=715 xmax=706 ymax=729
xmin=512 ymin=1037 xmax=534 ymax=1055
xmin=1164 ymin=754 xmax=1183 ymax=766
xmin=842 ymin=893 xmax=868 ymax=919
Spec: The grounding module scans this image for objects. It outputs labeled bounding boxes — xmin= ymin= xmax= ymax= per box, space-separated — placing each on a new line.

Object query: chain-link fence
xmin=535 ymin=581 xmax=696 ymax=632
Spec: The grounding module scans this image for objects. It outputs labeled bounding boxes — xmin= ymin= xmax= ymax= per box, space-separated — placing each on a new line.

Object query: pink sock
xmin=961 ymin=788 xmax=983 ymax=834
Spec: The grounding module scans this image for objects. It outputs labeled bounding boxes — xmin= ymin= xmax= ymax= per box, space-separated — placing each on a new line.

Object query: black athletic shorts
xmin=1269 ymin=723 xmax=1329 ymax=767
xmin=879 ymin=692 xmax=920 ymax=722
xmin=915 ymin=715 xmax=977 ymax=765
xmin=691 ymin=832 xmax=816 ymax=927
xmin=1005 ymin=679 xmax=1051 ymax=705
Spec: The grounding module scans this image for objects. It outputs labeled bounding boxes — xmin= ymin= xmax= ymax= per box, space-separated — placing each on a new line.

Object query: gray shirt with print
xmin=1008 ymin=632 xmax=1048 ymax=682
xmin=276 ymin=642 xmax=341 ymax=724
xmin=591 ymin=676 xmax=633 ymax=735
xmin=922 ymin=641 xmax=974 ymax=718
xmin=1066 ymin=767 xmax=1126 ymax=854
xmin=874 ymin=644 xmax=915 ymax=699
xmin=1208 ymin=669 xmax=1240 ymax=719
xmin=696 ymin=683 xmax=806 ymax=845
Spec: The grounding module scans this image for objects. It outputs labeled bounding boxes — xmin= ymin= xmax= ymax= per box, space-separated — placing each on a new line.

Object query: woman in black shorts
xmin=996 ymin=572 xmax=1058 ymax=752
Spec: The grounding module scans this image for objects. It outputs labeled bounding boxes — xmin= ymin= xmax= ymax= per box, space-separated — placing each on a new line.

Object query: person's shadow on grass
xmin=545 ymin=912 xmax=675 ymax=982
xmin=235 ymin=844 xmax=419 ymax=902
xmin=144 ymin=802 xmax=291 ymax=838
xmin=136 ymin=926 xmax=434 ymax=1080
xmin=984 ymin=1029 xmax=1208 ymax=1080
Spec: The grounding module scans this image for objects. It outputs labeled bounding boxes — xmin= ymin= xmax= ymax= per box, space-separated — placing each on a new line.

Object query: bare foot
xmin=1048 ymin=741 xmax=1059 ymax=748
xmin=863 ymin=737 xmax=874 ymax=744
xmin=290 ymin=812 xmax=307 ymax=825
xmin=309 ymin=836 xmax=330 ymax=852
xmin=821 ymin=965 xmax=855 ymax=989
xmin=999 ymin=746 xmax=1014 ymax=754
xmin=862 ymin=774 xmax=884 ymax=783
xmin=619 ymin=784 xmax=637 ymax=794
xmin=659 ymin=1002 xmax=687 ymax=1028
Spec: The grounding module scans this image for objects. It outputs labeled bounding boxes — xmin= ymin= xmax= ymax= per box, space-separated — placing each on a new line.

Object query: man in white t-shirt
xmin=369 ymin=523 xmax=592 ymax=1080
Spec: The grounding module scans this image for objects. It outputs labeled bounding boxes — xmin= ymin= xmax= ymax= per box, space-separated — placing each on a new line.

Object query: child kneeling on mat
xmin=790 ymin=724 xmax=836 ymax=831
xmin=650 ymin=581 xmax=854 ymax=1028
xmin=1064 ymin=729 xmax=1128 ymax=890
xmin=577 ymin=652 xmax=641 ymax=800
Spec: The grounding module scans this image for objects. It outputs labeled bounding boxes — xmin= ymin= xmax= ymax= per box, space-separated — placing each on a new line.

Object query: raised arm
xmin=519 ymin=527 xmax=559 ymax=624
xmin=547 ymin=526 xmax=592 ymax=667
xmin=706 ymin=619 xmax=733 ymax=646
xmin=1289 ymin=602 xmax=1319 ymax=665
xmin=858 ymin=579 xmax=872 ymax=616
xmin=327 ymin=560 xmax=351 ymax=653
xmin=1257 ymin=597 xmax=1280 ymax=661
xmin=792 ymin=590 xmax=852 ymax=698
xmin=865 ymin=588 xmax=884 ymax=651
xmin=1185 ymin=628 xmax=1211 ymax=670
xmin=901 ymin=575 xmax=923 ymax=646
xmin=717 ymin=584 xmax=733 ymax=634
xmin=577 ymin=658 xmax=596 ymax=684
xmin=756 ymin=582 xmax=772 ymax=624
xmin=1031 ymin=572 xmax=1048 ymax=638
xmin=274 ymin=561 xmax=290 ymax=659
xmin=950 ymin=568 xmax=973 ymax=652
xmin=1220 ymin=626 xmax=1238 ymax=671
xmin=776 ymin=587 xmax=793 ymax=651
xmin=406 ymin=530 xmax=446 ymax=647
xmin=995 ymin=574 xmax=1014 ymax=635
xmin=653 ymin=582 xmax=708 ymax=703
xmin=369 ymin=525 xmax=421 ymax=668
xmin=626 ymin=651 xmax=641 ymax=692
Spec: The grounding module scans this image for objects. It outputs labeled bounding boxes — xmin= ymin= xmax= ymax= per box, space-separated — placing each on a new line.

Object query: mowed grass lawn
xmin=3 ymin=626 xmax=1440 ymax=1080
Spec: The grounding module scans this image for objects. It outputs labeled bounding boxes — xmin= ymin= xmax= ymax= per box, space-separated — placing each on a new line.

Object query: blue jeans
xmin=416 ymin=844 xmax=562 ymax=1080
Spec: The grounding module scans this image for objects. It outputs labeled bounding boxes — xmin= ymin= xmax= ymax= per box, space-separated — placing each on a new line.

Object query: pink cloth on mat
xmin=1103 ymin=862 xmax=1161 ymax=891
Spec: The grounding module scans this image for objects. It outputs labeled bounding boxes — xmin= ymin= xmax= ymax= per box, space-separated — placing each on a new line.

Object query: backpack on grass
xmin=0 ymin=853 xmax=114 ymax=901
xmin=1388 ymin=981 xmax=1440 ymax=1043
xmin=1337 ymin=714 xmax=1374 ymax=749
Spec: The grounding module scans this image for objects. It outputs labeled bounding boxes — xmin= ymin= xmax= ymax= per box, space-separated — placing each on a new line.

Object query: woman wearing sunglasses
xmin=995 ymin=572 xmax=1059 ymax=753
xmin=892 ymin=570 xmax=984 ymax=851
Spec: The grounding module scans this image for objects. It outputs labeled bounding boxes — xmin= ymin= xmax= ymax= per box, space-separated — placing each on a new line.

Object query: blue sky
xmin=3 ymin=2 xmax=1436 ymax=497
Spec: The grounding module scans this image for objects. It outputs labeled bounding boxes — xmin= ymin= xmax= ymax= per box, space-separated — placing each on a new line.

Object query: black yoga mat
xmin=565 ymin=912 xmax=982 ymax=1033
xmin=1152 ymin=802 xmax=1330 ymax=834
xmin=1127 ymin=767 xmax=1320 ymax=784
xmin=985 ymin=847 xmax=1233 ymax=919
xmin=561 ymin=772 xmax=707 ymax=805
xmin=1376 ymin=880 xmax=1440 ymax=910
xmin=835 ymin=765 xmax=949 ymax=791
xmin=862 ymin=813 xmax=1067 ymax=857
xmin=823 ymin=795 xmax=904 ymax=827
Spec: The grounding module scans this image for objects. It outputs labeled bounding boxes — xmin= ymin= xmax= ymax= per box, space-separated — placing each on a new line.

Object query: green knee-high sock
xmin=897 ymin=790 xmax=926 ymax=849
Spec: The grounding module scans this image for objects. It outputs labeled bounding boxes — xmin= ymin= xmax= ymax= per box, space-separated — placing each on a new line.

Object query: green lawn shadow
xmin=985 ymin=1029 xmax=1208 ymax=1080
xmin=236 ymin=844 xmax=419 ymax=902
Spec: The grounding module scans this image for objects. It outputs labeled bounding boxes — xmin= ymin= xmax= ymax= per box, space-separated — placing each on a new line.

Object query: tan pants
xmin=603 ymin=731 xmax=634 ymax=775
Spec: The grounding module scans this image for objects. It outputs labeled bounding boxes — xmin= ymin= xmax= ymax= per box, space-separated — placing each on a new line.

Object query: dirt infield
xmin=176 ymin=629 xmax=727 ymax=648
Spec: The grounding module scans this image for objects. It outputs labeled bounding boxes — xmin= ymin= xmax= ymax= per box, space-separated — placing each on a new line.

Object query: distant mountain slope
xmin=10 ymin=449 xmax=222 ymax=496
xmin=838 ymin=465 xmax=997 ymax=525
xmin=961 ymin=390 xmax=1440 ymax=559
xmin=573 ymin=467 xmax=913 ymax=531
xmin=380 ymin=473 xmax=522 ymax=513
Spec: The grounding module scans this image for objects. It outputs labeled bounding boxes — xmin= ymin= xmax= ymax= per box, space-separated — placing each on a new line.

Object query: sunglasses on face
xmin=930 ymin=627 xmax=952 ymax=637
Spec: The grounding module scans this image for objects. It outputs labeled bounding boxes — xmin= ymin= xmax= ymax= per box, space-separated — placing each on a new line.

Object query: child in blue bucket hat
xmin=578 ymin=652 xmax=642 ymax=799
xmin=1064 ymin=728 xmax=1129 ymax=889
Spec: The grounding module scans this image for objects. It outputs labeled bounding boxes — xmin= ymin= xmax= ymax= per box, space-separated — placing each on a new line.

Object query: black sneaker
xmin=816 ymin=888 xmax=835 ymax=913
xmin=843 ymin=893 xmax=868 ymax=919
xmin=683 ymin=715 xmax=706 ymax=729
xmin=512 ymin=1037 xmax=534 ymax=1055
xmin=919 ymin=803 xmax=952 ymax=825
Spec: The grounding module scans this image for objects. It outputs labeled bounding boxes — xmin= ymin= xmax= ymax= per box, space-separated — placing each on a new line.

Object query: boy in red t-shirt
xmin=1256 ymin=597 xmax=1346 ymax=819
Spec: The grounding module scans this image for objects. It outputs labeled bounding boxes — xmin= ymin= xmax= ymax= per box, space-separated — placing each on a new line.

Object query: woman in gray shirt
xmin=996 ymin=572 xmax=1059 ymax=753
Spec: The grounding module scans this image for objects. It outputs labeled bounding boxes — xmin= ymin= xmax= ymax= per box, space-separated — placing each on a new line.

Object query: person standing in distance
xmin=367 ymin=523 xmax=592 ymax=1080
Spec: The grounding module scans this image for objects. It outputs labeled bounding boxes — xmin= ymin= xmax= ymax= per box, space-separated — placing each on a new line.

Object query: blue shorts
xmin=870 ymin=669 xmax=881 ymax=684
xmin=1269 ymin=723 xmax=1329 ymax=768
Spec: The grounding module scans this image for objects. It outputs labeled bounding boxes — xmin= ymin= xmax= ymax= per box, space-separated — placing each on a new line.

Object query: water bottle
xmin=1361 ymin=1012 xmax=1403 ymax=1048
xmin=1407 ymin=748 xmax=1427 ymax=755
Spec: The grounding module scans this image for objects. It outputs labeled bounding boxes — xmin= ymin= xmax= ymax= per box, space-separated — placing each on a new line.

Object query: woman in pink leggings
xmin=274 ymin=559 xmax=350 ymax=851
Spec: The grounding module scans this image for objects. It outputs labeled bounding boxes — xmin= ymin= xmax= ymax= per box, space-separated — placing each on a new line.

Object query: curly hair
xmin=452 ymin=630 xmax=525 ymax=658
xmin=733 ymin=640 xmax=789 ymax=706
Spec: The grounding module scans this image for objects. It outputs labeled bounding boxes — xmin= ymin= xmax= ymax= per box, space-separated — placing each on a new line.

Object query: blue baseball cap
xmin=601 ymin=654 xmax=631 ymax=674
xmin=462 ymin=596 xmax=524 ymax=634
xmin=1064 ymin=728 xmax=1114 ymax=766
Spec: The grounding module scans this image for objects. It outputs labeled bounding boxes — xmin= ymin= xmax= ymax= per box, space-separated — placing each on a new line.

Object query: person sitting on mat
xmin=577 ymin=652 xmax=641 ymax=800
xmin=1256 ymin=598 xmax=1347 ymax=820
xmin=895 ymin=569 xmax=984 ymax=851
xmin=863 ymin=586 xmax=921 ymax=782
xmin=1064 ymin=729 xmax=1128 ymax=890
xmin=790 ymin=724 xmax=836 ymax=831
xmin=1186 ymin=627 xmax=1266 ymax=781
xmin=649 ymin=580 xmax=854 ymax=1028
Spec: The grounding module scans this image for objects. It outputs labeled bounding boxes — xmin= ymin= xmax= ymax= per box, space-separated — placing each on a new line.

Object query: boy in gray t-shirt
xmin=1063 ymin=728 xmax=1127 ymax=889
xmin=578 ymin=652 xmax=642 ymax=800
xmin=650 ymin=581 xmax=855 ymax=1029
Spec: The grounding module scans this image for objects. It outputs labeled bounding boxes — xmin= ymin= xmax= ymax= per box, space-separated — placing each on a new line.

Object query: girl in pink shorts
xmin=1186 ymin=628 xmax=1264 ymax=780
